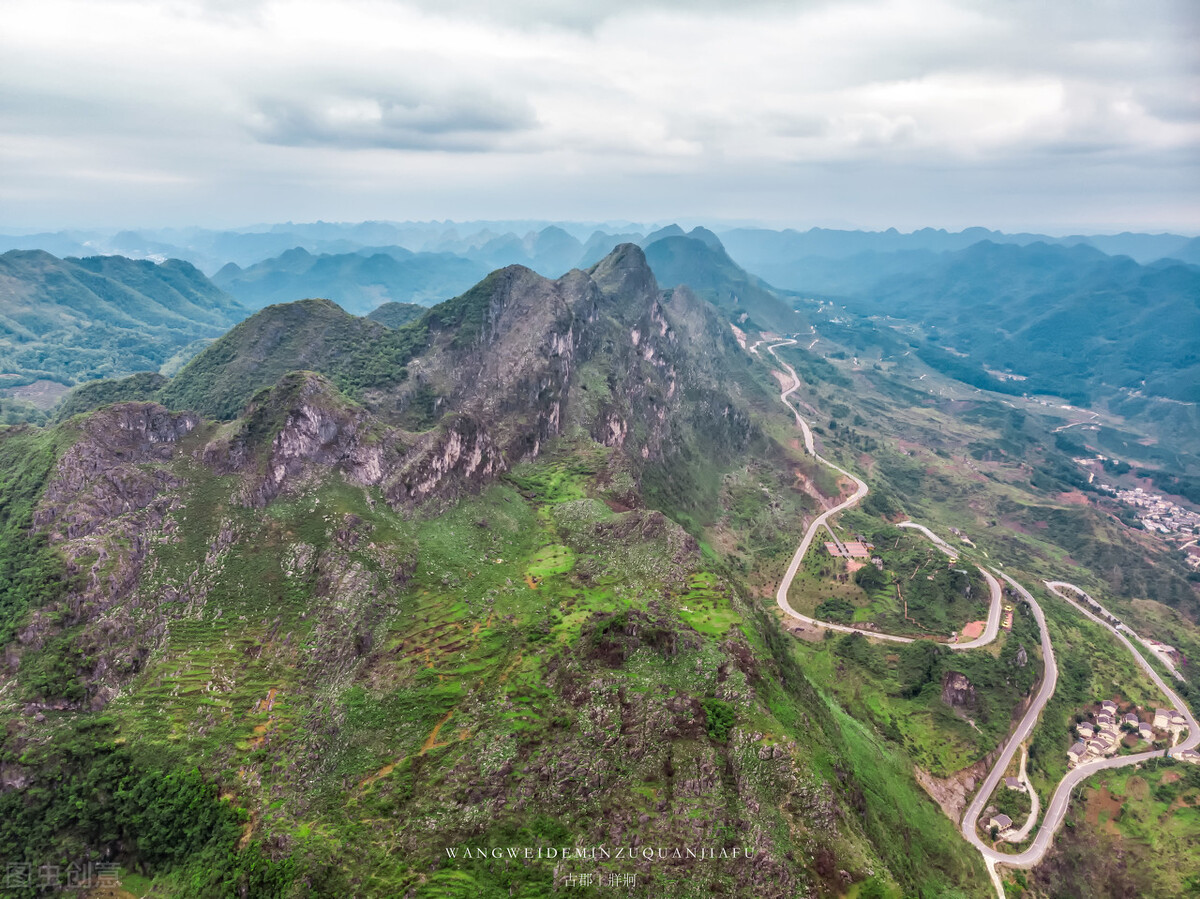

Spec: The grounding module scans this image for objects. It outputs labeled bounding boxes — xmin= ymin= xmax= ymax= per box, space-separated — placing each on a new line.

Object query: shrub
xmin=701 ymin=697 xmax=736 ymax=742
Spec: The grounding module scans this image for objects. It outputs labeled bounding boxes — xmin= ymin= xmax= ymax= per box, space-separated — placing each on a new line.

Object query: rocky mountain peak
xmin=588 ymin=242 xmax=659 ymax=307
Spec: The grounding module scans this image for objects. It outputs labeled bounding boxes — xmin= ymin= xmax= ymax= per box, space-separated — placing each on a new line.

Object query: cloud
xmin=0 ymin=0 xmax=1196 ymax=231
xmin=169 ymin=0 xmax=816 ymax=31
xmin=248 ymin=90 xmax=537 ymax=150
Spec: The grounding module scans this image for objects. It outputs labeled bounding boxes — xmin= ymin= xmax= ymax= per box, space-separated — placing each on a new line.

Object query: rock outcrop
xmin=941 ymin=670 xmax=977 ymax=710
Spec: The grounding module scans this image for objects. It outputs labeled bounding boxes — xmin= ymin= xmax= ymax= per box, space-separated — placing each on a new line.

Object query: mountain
xmin=718 ymin=226 xmax=1199 ymax=280
xmin=213 ymin=247 xmax=489 ymax=313
xmin=157 ymin=297 xmax=412 ymax=420
xmin=838 ymin=241 xmax=1200 ymax=405
xmin=521 ymin=224 xmax=585 ymax=275
xmin=53 ymin=371 xmax=170 ymax=422
xmin=468 ymin=225 xmax=587 ymax=277
xmin=366 ymin=301 xmax=427 ymax=329
xmin=578 ymin=229 xmax=645 ymax=267
xmin=0 ymin=244 xmax=988 ymax=898
xmin=643 ymin=232 xmax=803 ymax=334
xmin=0 ymin=250 xmax=245 ymax=388
xmin=0 ymin=230 xmax=98 ymax=258
xmin=641 ymin=223 xmax=687 ymax=245
xmin=1163 ymin=236 xmax=1200 ymax=266
xmin=1066 ymin=231 xmax=1198 ymax=263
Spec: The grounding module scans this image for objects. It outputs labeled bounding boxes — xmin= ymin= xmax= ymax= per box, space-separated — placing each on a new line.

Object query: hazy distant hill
xmin=213 ymin=247 xmax=489 ymax=313
xmin=0 ymin=250 xmax=244 ymax=387
xmin=1164 ymin=236 xmax=1200 ymax=266
xmin=839 ymin=241 xmax=1200 ymax=405
xmin=643 ymin=231 xmax=803 ymax=334
xmin=718 ymin=226 xmax=1199 ymax=286
xmin=578 ymin=229 xmax=644 ymax=267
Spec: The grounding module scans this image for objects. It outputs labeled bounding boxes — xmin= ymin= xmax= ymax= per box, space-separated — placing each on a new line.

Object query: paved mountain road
xmin=767 ymin=340 xmax=1002 ymax=650
xmin=966 ymin=580 xmax=1198 ymax=872
xmin=960 ymin=572 xmax=1056 ymax=880
xmin=757 ymin=336 xmax=1197 ymax=898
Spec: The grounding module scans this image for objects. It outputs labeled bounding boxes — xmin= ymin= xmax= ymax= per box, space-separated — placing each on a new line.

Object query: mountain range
xmin=5 ymin=221 xmax=1197 ymax=278
xmin=3 ymin=220 xmax=1200 ymax=897
xmin=0 ymin=244 xmax=989 ymax=897
xmin=212 ymin=247 xmax=489 ymax=314
xmin=0 ymin=249 xmax=244 ymax=389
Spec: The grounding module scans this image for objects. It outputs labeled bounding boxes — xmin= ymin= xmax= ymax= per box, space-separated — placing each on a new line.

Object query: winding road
xmin=965 ymin=579 xmax=1199 ymax=873
xmin=1046 ymin=579 xmax=1187 ymax=682
xmin=768 ymin=341 xmax=1002 ymax=650
xmin=1004 ymin=746 xmax=1040 ymax=844
xmin=758 ymin=336 xmax=1198 ymax=898
xmin=960 ymin=572 xmax=1056 ymax=881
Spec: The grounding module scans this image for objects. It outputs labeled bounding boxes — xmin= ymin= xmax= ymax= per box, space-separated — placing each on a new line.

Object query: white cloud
xmin=0 ymin=0 xmax=1196 ymax=230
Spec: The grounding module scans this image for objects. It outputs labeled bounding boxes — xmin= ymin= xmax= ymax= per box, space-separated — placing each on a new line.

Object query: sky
xmin=2 ymin=0 xmax=1198 ymax=234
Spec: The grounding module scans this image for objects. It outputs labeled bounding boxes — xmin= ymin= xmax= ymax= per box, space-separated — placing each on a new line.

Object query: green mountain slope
xmin=158 ymin=298 xmax=427 ymax=420
xmin=367 ymin=301 xmax=427 ymax=329
xmin=0 ymin=245 xmax=990 ymax=898
xmin=0 ymin=250 xmax=245 ymax=388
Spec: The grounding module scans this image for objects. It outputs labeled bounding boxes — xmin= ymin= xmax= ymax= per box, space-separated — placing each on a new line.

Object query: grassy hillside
xmin=1028 ymin=762 xmax=1200 ymax=898
xmin=158 ymin=298 xmax=428 ymax=419
xmin=0 ymin=250 xmax=245 ymax=387
xmin=0 ymin=412 xmax=988 ymax=897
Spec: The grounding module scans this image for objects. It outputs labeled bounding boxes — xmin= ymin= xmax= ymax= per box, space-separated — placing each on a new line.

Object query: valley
xmin=6 ymin=0 xmax=1197 ymax=894
xmin=746 ymin=313 xmax=1200 ymax=897
xmin=0 ymin=228 xmax=1196 ymax=899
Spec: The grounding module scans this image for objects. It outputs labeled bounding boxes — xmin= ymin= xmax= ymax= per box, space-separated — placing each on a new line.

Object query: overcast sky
xmin=2 ymin=0 xmax=1198 ymax=233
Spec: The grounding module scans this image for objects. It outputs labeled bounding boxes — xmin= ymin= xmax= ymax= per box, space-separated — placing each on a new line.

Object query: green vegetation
xmin=788 ymin=601 xmax=1041 ymax=777
xmin=0 ymin=249 xmax=244 ymax=387
xmin=701 ymin=697 xmax=736 ymax=742
xmin=0 ymin=425 xmax=71 ymax=641
xmin=368 ymin=301 xmax=430 ymax=329
xmin=0 ymin=394 xmax=50 ymax=425
xmin=816 ymin=597 xmax=856 ymax=623
xmin=0 ymin=717 xmax=291 ymax=899
xmin=54 ymin=371 xmax=169 ymax=421
xmin=785 ymin=515 xmax=990 ymax=638
xmin=988 ymin=782 xmax=1033 ymax=829
xmin=158 ymin=298 xmax=429 ymax=418
xmin=0 ymin=410 xmax=992 ymax=897
xmin=1029 ymin=761 xmax=1200 ymax=898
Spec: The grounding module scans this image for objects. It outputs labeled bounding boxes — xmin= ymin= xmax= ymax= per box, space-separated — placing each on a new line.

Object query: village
xmin=1065 ymin=700 xmax=1196 ymax=768
xmin=1071 ymin=455 xmax=1200 ymax=566
xmin=983 ymin=700 xmax=1199 ymax=842
xmin=1099 ymin=484 xmax=1200 ymax=541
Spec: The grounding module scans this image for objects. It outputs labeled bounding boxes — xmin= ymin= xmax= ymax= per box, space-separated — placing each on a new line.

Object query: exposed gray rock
xmin=941 ymin=670 xmax=977 ymax=709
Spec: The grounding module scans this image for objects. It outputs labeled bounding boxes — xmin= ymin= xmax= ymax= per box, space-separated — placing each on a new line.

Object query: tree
xmin=858 ymin=877 xmax=889 ymax=899
xmin=854 ymin=564 xmax=887 ymax=592
xmin=896 ymin=640 xmax=941 ymax=697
